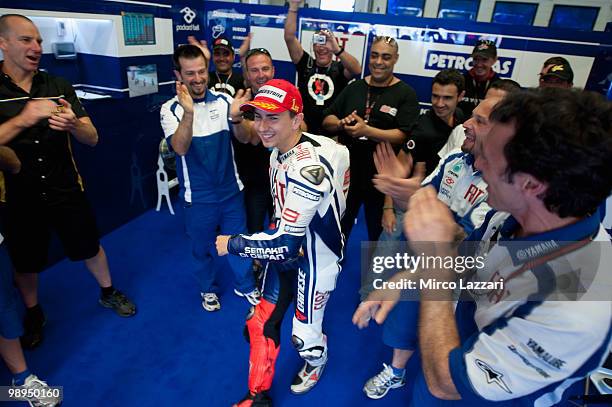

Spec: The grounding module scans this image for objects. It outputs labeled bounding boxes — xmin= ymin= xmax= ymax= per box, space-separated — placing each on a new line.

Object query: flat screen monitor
xmin=52 ymin=42 xmax=77 ymax=60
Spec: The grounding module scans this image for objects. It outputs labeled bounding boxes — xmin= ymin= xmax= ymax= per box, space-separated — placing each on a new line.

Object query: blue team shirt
xmin=444 ymin=212 xmax=612 ymax=406
xmin=160 ymin=90 xmax=243 ymax=203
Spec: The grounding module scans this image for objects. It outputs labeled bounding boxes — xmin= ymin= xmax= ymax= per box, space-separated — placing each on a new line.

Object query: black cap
xmin=212 ymin=35 xmax=233 ymax=53
xmin=472 ymin=40 xmax=497 ymax=59
xmin=541 ymin=60 xmax=574 ymax=83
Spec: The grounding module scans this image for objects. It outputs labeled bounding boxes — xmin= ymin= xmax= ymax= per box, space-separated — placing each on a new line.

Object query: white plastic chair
xmin=156 ymin=154 xmax=178 ymax=215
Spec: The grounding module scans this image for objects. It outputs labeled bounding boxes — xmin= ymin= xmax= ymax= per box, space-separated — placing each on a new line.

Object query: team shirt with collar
xmin=438 ymin=211 xmax=612 ymax=406
xmin=438 ymin=124 xmax=466 ymax=159
xmin=160 ymin=89 xmax=243 ymax=204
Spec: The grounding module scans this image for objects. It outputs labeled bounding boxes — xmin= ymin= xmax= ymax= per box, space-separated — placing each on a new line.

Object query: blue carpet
xmin=1 ymin=204 xmax=422 ymax=406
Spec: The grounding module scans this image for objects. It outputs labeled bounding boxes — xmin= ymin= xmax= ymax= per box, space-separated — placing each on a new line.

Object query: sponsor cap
xmin=540 ymin=60 xmax=574 ymax=83
xmin=240 ymin=79 xmax=303 ymax=114
xmin=212 ymin=35 xmax=233 ymax=52
xmin=472 ymin=39 xmax=497 ymax=59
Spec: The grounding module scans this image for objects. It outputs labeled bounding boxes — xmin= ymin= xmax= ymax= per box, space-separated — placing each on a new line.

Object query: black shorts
xmin=5 ymin=192 xmax=100 ymax=273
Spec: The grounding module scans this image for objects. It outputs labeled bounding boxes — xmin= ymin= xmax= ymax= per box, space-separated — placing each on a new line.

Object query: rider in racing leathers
xmin=216 ymin=79 xmax=349 ymax=406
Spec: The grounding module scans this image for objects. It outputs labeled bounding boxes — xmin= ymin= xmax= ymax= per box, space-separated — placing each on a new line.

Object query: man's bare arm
xmin=284 ymin=0 xmax=305 ymax=64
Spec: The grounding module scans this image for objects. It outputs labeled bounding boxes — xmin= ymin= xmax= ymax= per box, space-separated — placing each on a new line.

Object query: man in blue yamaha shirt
xmin=359 ymin=89 xmax=612 ymax=406
xmin=160 ymin=44 xmax=259 ymax=311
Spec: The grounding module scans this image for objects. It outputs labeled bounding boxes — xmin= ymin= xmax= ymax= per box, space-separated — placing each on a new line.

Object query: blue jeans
xmin=183 ymin=192 xmax=255 ymax=294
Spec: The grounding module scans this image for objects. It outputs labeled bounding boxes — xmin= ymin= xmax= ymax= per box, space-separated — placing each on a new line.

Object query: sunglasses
xmin=245 ymin=47 xmax=272 ymax=60
xmin=374 ymin=35 xmax=397 ymax=45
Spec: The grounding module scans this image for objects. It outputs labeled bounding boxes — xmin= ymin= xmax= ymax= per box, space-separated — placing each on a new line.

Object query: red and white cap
xmin=240 ymin=79 xmax=303 ymax=114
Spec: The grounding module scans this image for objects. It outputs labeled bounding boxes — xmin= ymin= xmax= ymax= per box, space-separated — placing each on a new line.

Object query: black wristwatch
xmin=334 ymin=47 xmax=345 ymax=57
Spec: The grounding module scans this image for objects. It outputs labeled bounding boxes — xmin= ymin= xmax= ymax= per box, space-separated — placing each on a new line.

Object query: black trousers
xmin=243 ymin=185 xmax=273 ymax=234
xmin=340 ymin=182 xmax=385 ymax=242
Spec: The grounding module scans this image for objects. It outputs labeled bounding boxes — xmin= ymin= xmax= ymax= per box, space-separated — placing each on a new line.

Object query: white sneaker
xmin=363 ymin=363 xmax=405 ymax=399
xmin=201 ymin=293 xmax=221 ymax=311
xmin=12 ymin=374 xmax=61 ymax=407
xmin=290 ymin=361 xmax=326 ymax=394
xmin=233 ymin=287 xmax=261 ymax=306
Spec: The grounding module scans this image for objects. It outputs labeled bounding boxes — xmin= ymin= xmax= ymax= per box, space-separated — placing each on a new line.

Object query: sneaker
xmin=20 ymin=306 xmax=46 ymax=349
xmin=363 ymin=363 xmax=406 ymax=399
xmin=99 ymin=289 xmax=137 ymax=317
xmin=232 ymin=391 xmax=272 ymax=407
xmin=233 ymin=287 xmax=261 ymax=306
xmin=12 ymin=374 xmax=61 ymax=407
xmin=290 ymin=361 xmax=326 ymax=394
xmin=201 ymin=293 xmax=221 ymax=312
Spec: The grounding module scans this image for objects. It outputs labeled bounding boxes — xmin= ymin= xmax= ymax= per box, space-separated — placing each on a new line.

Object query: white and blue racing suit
xmin=227 ymin=133 xmax=349 ymax=394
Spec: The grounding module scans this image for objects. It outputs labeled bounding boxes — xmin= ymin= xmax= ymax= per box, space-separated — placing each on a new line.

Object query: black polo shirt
xmin=402 ymin=109 xmax=465 ymax=176
xmin=0 ymin=68 xmax=88 ymax=204
xmin=323 ymin=78 xmax=420 ymax=189
xmin=208 ymin=69 xmax=245 ymax=97
xmin=233 ymin=106 xmax=271 ymax=189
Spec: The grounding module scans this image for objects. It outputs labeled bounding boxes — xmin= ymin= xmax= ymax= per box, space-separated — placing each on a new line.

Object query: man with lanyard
xmin=160 ymin=44 xmax=259 ymax=311
xmin=322 ymin=36 xmax=419 ymax=242
xmin=216 ymin=79 xmax=350 ymax=406
xmin=458 ymin=39 xmax=499 ymax=119
xmin=356 ymin=96 xmax=500 ymax=400
xmin=284 ymin=0 xmax=361 ymax=137
xmin=358 ymin=88 xmax=612 ymax=406
xmin=207 ymin=35 xmax=246 ymax=97
xmin=0 ymin=14 xmax=136 ymax=350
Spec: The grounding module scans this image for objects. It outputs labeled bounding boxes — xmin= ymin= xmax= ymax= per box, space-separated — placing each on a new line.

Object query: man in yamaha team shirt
xmin=284 ymin=0 xmax=362 ymax=137
xmin=458 ymin=39 xmax=499 ymax=118
xmin=188 ymin=37 xmax=275 ymax=254
xmin=160 ymin=44 xmax=260 ymax=311
xmin=357 ymin=89 xmax=612 ymax=406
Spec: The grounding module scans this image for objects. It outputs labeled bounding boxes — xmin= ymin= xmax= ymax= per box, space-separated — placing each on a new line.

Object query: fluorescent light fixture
xmin=320 ymin=0 xmax=355 ymax=12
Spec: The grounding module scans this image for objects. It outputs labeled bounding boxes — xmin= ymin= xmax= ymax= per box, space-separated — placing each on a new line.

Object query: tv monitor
xmin=52 ymin=42 xmax=77 ymax=60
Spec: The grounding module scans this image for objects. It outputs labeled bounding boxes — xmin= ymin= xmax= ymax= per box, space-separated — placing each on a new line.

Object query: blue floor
xmin=1 ymin=204 xmax=421 ymax=407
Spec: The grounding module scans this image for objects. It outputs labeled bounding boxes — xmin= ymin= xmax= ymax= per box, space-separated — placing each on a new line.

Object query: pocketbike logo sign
xmin=180 ymin=7 xmax=196 ymax=24
xmin=425 ymin=50 xmax=516 ymax=77
xmin=176 ymin=7 xmax=200 ymax=31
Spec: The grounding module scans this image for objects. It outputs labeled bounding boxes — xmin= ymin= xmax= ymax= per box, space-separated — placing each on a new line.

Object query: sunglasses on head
xmin=374 ymin=35 xmax=396 ymax=44
xmin=245 ymin=48 xmax=272 ymax=59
